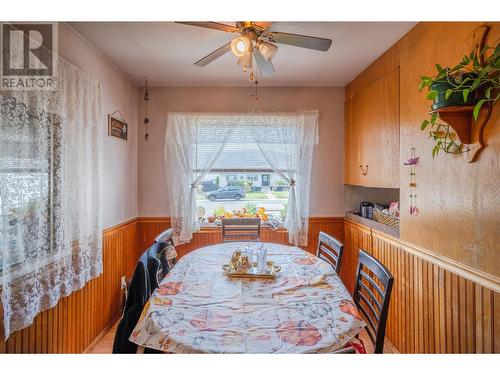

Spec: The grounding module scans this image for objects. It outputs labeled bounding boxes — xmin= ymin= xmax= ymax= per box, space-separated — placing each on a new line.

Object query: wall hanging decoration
xmin=108 ymin=110 xmax=128 ymax=141
xmin=404 ymin=148 xmax=419 ymax=216
xmin=418 ymin=26 xmax=498 ymax=162
xmin=144 ymin=79 xmax=150 ymax=141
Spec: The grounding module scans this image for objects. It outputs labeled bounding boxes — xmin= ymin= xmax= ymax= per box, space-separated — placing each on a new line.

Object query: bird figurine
xmin=404 ymin=156 xmax=419 ymax=166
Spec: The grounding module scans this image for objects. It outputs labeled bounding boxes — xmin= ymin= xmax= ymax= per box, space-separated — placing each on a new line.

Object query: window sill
xmin=198 ymin=222 xmax=287 ymax=232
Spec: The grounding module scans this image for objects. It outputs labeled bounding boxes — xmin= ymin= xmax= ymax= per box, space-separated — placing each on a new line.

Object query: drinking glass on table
xmin=245 ymin=245 xmax=254 ymax=268
xmin=257 ymin=247 xmax=268 ymax=273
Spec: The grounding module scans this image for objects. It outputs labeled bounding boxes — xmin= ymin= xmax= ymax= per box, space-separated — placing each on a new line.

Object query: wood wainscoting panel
xmin=136 ymin=217 xmax=172 ymax=252
xmin=367 ymin=228 xmax=499 ymax=353
xmin=341 ymin=219 xmax=372 ymax=295
xmin=136 ymin=217 xmax=345 ymax=259
xmin=343 ymin=218 xmax=499 ymax=353
xmin=305 ymin=217 xmax=344 ymax=255
xmin=2 ymin=219 xmax=139 ymax=353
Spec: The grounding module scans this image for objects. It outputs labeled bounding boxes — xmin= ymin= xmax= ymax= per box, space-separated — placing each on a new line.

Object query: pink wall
xmin=58 ymin=24 xmax=139 ymax=228
xmin=137 ymin=87 xmax=345 ymax=217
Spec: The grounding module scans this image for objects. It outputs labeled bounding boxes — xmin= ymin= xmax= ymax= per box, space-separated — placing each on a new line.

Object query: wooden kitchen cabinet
xmin=344 ymin=68 xmax=400 ymax=188
xmin=340 ymin=219 xmax=372 ymax=295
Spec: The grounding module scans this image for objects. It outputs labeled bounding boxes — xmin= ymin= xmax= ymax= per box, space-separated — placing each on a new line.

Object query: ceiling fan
xmin=177 ymin=21 xmax=333 ymax=78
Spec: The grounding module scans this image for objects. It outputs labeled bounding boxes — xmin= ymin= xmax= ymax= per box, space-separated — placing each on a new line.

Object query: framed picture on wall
xmin=108 ymin=114 xmax=128 ymax=141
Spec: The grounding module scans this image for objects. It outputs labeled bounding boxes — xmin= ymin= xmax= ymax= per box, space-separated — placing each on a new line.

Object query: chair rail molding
xmin=378 ymin=230 xmax=500 ymax=294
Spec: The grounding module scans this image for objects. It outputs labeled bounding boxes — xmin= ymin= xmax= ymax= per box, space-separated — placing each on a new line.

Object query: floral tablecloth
xmin=129 ymin=242 xmax=366 ymax=353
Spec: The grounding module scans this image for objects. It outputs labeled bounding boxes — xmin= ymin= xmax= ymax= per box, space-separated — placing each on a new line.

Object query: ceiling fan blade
xmin=267 ymin=32 xmax=332 ymax=51
xmin=176 ymin=22 xmax=239 ymax=33
xmin=194 ymin=42 xmax=232 ymax=67
xmin=254 ymin=49 xmax=275 ymax=77
xmin=251 ymin=22 xmax=272 ymax=31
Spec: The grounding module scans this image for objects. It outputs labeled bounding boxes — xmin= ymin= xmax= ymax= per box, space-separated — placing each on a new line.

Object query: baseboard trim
xmin=83 ymin=312 xmax=121 ymax=354
xmin=385 ymin=339 xmax=399 ymax=354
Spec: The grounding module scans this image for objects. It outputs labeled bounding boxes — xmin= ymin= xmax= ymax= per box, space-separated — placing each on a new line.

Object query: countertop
xmin=345 ymin=212 xmax=400 ymax=238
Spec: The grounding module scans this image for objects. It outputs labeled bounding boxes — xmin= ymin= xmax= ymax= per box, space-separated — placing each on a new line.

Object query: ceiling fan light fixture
xmin=231 ymin=36 xmax=252 ymax=57
xmin=258 ymin=41 xmax=277 ymax=61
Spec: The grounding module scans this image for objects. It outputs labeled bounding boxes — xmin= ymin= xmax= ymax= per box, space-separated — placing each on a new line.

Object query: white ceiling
xmin=69 ymin=22 xmax=416 ymax=87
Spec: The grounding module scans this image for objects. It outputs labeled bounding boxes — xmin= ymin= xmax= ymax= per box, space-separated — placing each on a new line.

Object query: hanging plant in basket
xmin=419 ymin=43 xmax=499 ymax=158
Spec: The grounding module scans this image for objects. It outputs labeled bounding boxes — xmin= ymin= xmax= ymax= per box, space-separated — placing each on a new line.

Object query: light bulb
xmin=236 ymin=40 xmax=246 ymax=53
xmin=231 ymin=36 xmax=251 ymax=57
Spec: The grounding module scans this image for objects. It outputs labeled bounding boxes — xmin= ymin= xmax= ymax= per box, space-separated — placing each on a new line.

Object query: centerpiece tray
xmin=222 ymin=261 xmax=281 ymax=279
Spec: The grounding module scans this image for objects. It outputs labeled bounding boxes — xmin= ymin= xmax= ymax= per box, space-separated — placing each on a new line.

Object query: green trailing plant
xmin=423 ymin=112 xmax=465 ymax=158
xmin=419 ymin=44 xmax=499 ymax=157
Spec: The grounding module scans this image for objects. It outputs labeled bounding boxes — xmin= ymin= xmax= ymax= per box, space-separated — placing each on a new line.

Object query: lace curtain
xmin=165 ymin=114 xmax=235 ymax=244
xmin=164 ymin=111 xmax=318 ymax=246
xmin=251 ymin=111 xmax=318 ymax=245
xmin=0 ymin=55 xmax=103 ymax=339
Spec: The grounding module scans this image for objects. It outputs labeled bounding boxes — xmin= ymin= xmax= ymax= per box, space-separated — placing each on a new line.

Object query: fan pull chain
xmin=144 ymin=78 xmax=150 ymax=141
xmin=250 ymin=80 xmax=259 ymax=101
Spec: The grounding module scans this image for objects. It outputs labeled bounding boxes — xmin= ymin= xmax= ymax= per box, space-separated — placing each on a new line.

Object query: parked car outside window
xmin=205 ymin=186 xmax=246 ymax=201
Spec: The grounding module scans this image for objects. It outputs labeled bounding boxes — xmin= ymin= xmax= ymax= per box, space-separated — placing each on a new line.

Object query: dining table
xmin=129 ymin=242 xmax=367 ymax=354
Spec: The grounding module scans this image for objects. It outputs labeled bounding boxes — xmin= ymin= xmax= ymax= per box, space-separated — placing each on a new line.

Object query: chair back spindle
xmin=316 ymin=231 xmax=344 ymax=274
xmin=221 ymin=218 xmax=261 ymax=243
xmin=353 ymin=250 xmax=394 ymax=354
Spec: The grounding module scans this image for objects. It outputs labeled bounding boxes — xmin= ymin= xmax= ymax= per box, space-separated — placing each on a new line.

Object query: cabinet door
xmin=346 ymin=68 xmax=400 ymax=188
xmin=340 ymin=219 xmax=372 ymax=295
xmin=344 ymin=99 xmax=360 ymax=185
xmin=345 ymin=97 xmax=363 ymax=185
xmin=361 ymin=68 xmax=400 ymax=188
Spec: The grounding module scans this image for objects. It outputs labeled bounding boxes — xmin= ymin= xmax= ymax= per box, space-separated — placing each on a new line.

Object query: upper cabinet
xmin=345 ymin=68 xmax=400 ymax=188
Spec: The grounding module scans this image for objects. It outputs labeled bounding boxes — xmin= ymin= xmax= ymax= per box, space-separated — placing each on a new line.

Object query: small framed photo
xmin=108 ymin=115 xmax=128 ymax=141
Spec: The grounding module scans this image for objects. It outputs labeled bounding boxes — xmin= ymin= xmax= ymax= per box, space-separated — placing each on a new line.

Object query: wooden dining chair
xmin=147 ymin=243 xmax=167 ymax=291
xmin=353 ymin=249 xmax=394 ymax=354
xmin=221 ymin=218 xmax=261 ymax=243
xmin=154 ymin=228 xmax=177 ymax=268
xmin=113 ymin=252 xmax=151 ymax=353
xmin=154 ymin=228 xmax=173 ymax=244
xmin=316 ymin=231 xmax=344 ymax=274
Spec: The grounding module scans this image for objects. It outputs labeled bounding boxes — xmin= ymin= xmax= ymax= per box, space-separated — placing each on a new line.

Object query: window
xmin=197 ymin=171 xmax=290 ymax=223
xmin=0 ymin=59 xmax=103 ymax=338
xmin=0 ymin=100 xmax=61 ymax=272
xmin=165 ymin=111 xmax=318 ymax=245
xmin=195 ymin=132 xmax=291 ymax=224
